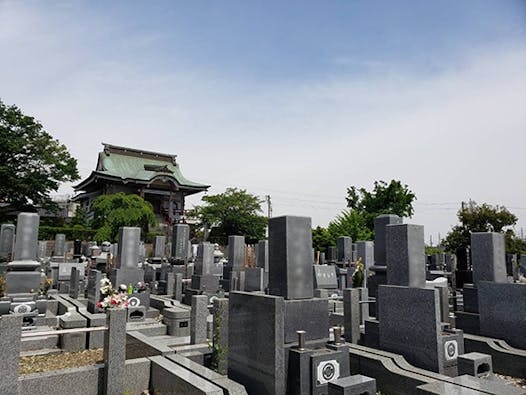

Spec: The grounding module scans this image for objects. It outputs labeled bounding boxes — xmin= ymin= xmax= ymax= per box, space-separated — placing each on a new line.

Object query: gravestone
xmin=69 ymin=267 xmax=81 ymax=299
xmin=374 ymin=214 xmax=402 ymax=266
xmin=87 ymin=269 xmax=102 ymax=313
xmin=12 ymin=213 xmax=39 ymax=264
xmin=229 ymin=292 xmax=286 ymax=395
xmin=337 ymin=236 xmax=352 ymax=263
xmin=153 ymin=235 xmax=166 ymax=259
xmin=327 ymin=247 xmax=337 ymax=262
xmin=375 ymin=221 xmax=464 ymax=376
xmin=37 ymin=241 xmax=48 ymax=260
xmin=268 ymin=216 xmax=313 ymax=299
xmin=471 ymin=232 xmax=506 ymax=287
xmin=190 ymin=242 xmax=219 ymax=292
xmin=171 ymin=223 xmax=190 ymax=261
xmin=313 ymin=265 xmax=338 ymax=289
xmin=478 ymin=281 xmax=526 ymax=349
xmin=73 ymin=239 xmax=82 ymax=259
xmin=6 ymin=213 xmax=43 ymax=293
xmin=228 ymin=235 xmax=245 ymax=270
xmin=386 ymin=224 xmax=425 ymax=288
xmin=229 ymin=215 xmax=331 ymax=393
xmin=0 ymin=224 xmax=15 ymax=261
xmin=190 ymin=294 xmax=208 ymax=344
xmin=53 ymin=233 xmax=67 ymax=258
xmin=256 ymin=239 xmax=269 ymax=272
xmin=355 ymin=241 xmax=374 ymax=268
xmin=378 ymin=285 xmax=464 ymax=375
xmin=109 ymin=227 xmax=144 ymax=286
xmin=194 ymin=242 xmax=215 ymax=275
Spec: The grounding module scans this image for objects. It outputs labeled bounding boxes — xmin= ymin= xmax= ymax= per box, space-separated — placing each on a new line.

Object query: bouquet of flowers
xmin=97 ymin=292 xmax=129 ymax=310
xmin=97 ymin=277 xmax=129 ymax=310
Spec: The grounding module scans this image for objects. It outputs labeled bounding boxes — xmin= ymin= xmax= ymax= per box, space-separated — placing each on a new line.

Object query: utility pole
xmin=265 ymin=195 xmax=272 ymax=218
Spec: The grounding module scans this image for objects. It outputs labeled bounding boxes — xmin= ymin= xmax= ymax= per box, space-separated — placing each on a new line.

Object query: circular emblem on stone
xmin=316 ymin=360 xmax=340 ymax=385
xmin=14 ymin=304 xmax=31 ymax=314
xmin=444 ymin=340 xmax=458 ymax=361
xmin=128 ymin=297 xmax=140 ymax=307
xmin=322 ymin=363 xmax=335 ymax=381
xmin=447 ymin=343 xmax=456 ymax=357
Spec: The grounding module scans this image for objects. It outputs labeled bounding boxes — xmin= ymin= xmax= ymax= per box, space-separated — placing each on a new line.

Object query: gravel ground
xmin=19 ymin=349 xmax=104 ymax=375
xmin=494 ymin=373 xmax=526 ymax=390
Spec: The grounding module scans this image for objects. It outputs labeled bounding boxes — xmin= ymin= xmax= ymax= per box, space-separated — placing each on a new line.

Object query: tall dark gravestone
xmin=268 ymin=216 xmax=313 ymax=299
xmin=171 ymin=224 xmax=189 ymax=261
xmin=0 ymin=224 xmax=15 ymax=261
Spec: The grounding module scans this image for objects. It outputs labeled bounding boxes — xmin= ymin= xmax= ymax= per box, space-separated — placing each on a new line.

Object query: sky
xmin=1 ymin=0 xmax=526 ymax=243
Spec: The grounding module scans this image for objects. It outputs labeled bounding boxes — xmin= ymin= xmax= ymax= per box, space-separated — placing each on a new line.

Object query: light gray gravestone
xmin=190 ymin=294 xmax=208 ymax=344
xmin=103 ymin=308 xmax=127 ymax=395
xmin=53 ymin=233 xmax=66 ymax=257
xmin=153 ymin=235 xmax=166 ymax=258
xmin=355 ymin=241 xmax=374 ymax=268
xmin=228 ymin=235 xmax=245 ymax=270
xmin=0 ymin=314 xmax=22 ymax=395
xmin=471 ymin=232 xmax=507 ymax=287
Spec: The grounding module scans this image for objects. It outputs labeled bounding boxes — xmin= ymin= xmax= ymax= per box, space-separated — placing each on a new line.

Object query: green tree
xmin=0 ymin=99 xmax=79 ymax=219
xmin=346 ymin=179 xmax=416 ymax=232
xmin=312 ymin=226 xmax=335 ymax=254
xmin=70 ymin=206 xmax=89 ymax=227
xmin=190 ymin=187 xmax=267 ymax=244
xmin=442 ymin=200 xmax=524 ymax=253
xmin=325 ymin=180 xmax=416 ymax=242
xmin=327 ymin=209 xmax=374 ymax=242
xmin=91 ymin=193 xmax=157 ymax=242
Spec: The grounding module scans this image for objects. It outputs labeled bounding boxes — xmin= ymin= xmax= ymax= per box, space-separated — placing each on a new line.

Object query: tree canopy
xmin=346 ymin=179 xmax=416 ymax=232
xmin=91 ymin=193 xmax=157 ymax=242
xmin=443 ymin=200 xmax=525 ymax=254
xmin=312 ymin=180 xmax=416 ymax=251
xmin=190 ymin=187 xmax=267 ymax=244
xmin=0 ymin=99 xmax=79 ymax=218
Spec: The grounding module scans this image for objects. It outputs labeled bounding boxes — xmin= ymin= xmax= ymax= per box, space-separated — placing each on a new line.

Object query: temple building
xmin=73 ymin=143 xmax=209 ymax=226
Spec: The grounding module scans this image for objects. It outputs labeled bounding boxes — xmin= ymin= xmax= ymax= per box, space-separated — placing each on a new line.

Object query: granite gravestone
xmin=190 ymin=242 xmax=219 ymax=292
xmin=386 ymin=224 xmax=425 ymax=288
xmin=0 ymin=224 xmax=15 ymax=261
xmin=376 ymin=222 xmax=464 ymax=376
xmin=268 ymin=216 xmax=313 ymax=299
xmin=37 ymin=241 xmax=48 ymax=260
xmin=6 ymin=213 xmax=43 ymax=293
xmin=87 ymin=269 xmax=102 ymax=313
xmin=229 ymin=215 xmax=330 ymax=394
xmin=374 ymin=214 xmax=402 ymax=266
xmin=313 ymin=265 xmax=338 ymax=289
xmin=171 ymin=224 xmax=190 ymax=261
xmin=228 ymin=235 xmax=245 ymax=271
xmin=153 ymin=236 xmax=166 ymax=259
xmin=109 ymin=227 xmax=144 ymax=286
xmin=355 ymin=241 xmax=374 ymax=269
xmin=53 ymin=233 xmax=66 ymax=258
xmin=471 ymin=232 xmax=507 ymax=287
xmin=256 ymin=240 xmax=269 ymax=272
xmin=327 ymin=247 xmax=337 ymax=263
xmin=337 ymin=237 xmax=352 ymax=263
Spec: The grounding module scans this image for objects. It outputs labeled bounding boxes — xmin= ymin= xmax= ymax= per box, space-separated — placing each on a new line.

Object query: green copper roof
xmin=74 ymin=144 xmax=209 ymax=191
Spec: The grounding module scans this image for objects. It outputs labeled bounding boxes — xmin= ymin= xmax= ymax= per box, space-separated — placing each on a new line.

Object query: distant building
xmin=73 ymin=143 xmax=209 ymax=226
